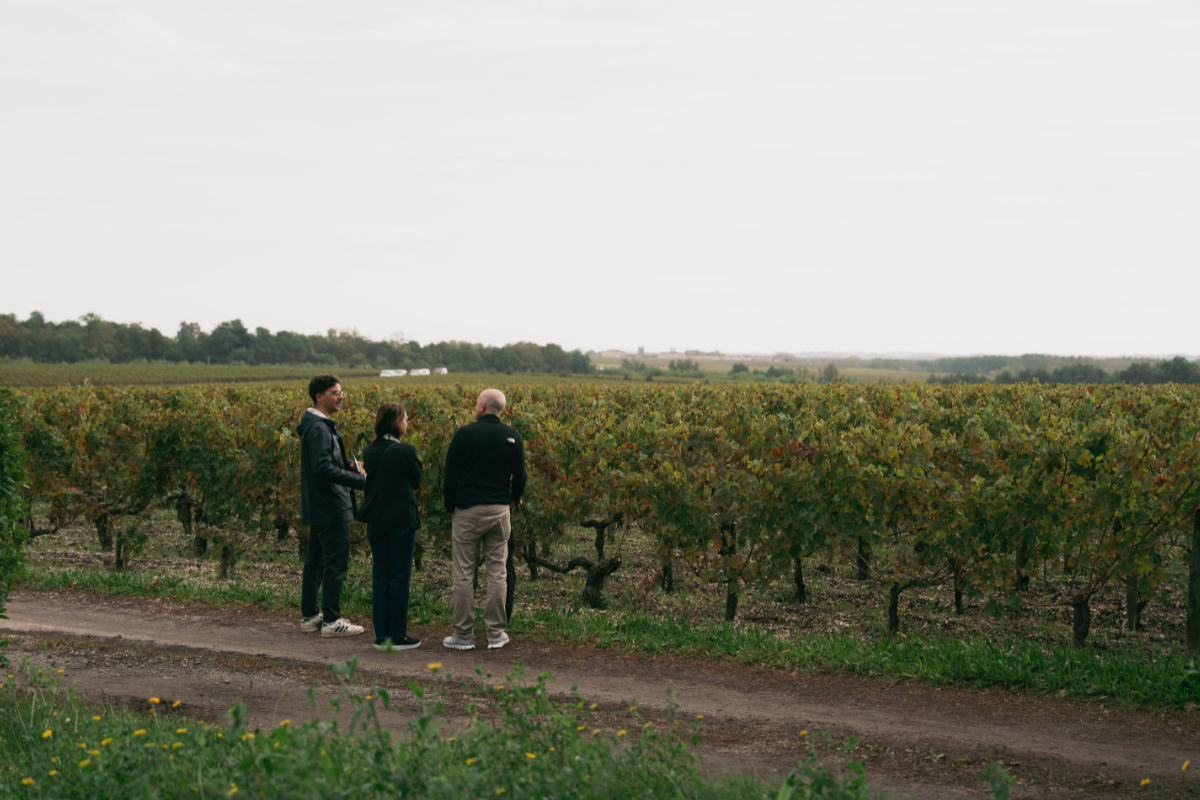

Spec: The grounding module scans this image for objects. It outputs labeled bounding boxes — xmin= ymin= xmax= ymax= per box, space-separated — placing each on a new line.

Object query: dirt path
xmin=3 ymin=591 xmax=1196 ymax=799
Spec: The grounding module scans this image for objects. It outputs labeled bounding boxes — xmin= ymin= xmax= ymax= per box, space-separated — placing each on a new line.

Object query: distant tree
xmin=667 ymin=358 xmax=704 ymax=377
xmin=819 ymin=363 xmax=840 ymax=384
xmin=1154 ymin=356 xmax=1200 ymax=384
xmin=730 ymin=363 xmax=749 ymax=374
xmin=1049 ymin=363 xmax=1110 ymax=384
xmin=928 ymin=372 xmax=990 ymax=385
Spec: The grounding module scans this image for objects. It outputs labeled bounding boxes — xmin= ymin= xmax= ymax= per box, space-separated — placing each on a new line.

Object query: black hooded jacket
xmin=298 ymin=409 xmax=365 ymax=525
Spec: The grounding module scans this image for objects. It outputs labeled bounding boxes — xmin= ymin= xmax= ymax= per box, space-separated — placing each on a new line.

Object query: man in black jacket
xmin=298 ymin=374 xmax=367 ymax=638
xmin=442 ymin=388 xmax=526 ymax=650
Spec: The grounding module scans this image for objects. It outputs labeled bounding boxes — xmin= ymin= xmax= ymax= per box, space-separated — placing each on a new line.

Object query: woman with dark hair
xmin=355 ymin=401 xmax=423 ymax=651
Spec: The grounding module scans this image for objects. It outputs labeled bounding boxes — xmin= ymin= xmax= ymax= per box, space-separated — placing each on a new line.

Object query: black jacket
xmin=355 ymin=436 xmax=423 ymax=530
xmin=442 ymin=414 xmax=527 ymax=513
xmin=298 ymin=410 xmax=365 ymax=525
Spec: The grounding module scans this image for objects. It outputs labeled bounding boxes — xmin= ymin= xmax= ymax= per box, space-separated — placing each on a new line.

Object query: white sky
xmin=2 ymin=1 xmax=1197 ymax=356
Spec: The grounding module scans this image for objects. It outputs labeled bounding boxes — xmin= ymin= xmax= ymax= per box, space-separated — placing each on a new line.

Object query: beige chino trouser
xmin=451 ymin=504 xmax=511 ymax=640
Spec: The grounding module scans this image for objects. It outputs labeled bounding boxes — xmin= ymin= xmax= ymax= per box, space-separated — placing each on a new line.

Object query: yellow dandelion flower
xmin=496 ymin=685 xmax=503 ymax=690
xmin=365 ymin=695 xmax=372 ymax=700
xmin=57 ymin=669 xmax=64 ymax=675
xmin=696 ymin=715 xmax=704 ymax=720
xmin=525 ymin=752 xmax=537 ymax=760
xmin=280 ymin=720 xmax=291 ymax=727
xmin=149 ymin=697 xmax=161 ymax=705
xmin=589 ymin=704 xmax=598 ymax=710
xmin=466 ymin=758 xmax=477 ymax=766
xmin=79 ymin=759 xmax=91 ymax=768
xmin=228 ymin=785 xmax=238 ymax=796
xmin=1140 ymin=779 xmax=1150 ymax=787
xmin=173 ymin=742 xmax=183 ymax=749
xmin=77 ymin=743 xmax=87 ymax=749
xmin=629 ymin=705 xmax=637 ymax=712
xmin=173 ymin=700 xmax=182 ymax=708
xmin=550 ymin=747 xmax=556 ymax=752
xmin=217 ymin=733 xmax=224 ymax=739
xmin=42 ymin=729 xmax=52 ymax=739
xmin=577 ymin=726 xmax=586 ymax=731
xmin=50 ymin=759 xmax=57 ymax=764
xmin=134 ymin=730 xmax=147 ymax=737
xmin=176 ymin=728 xmax=187 ymax=735
xmin=495 ymin=789 xmax=506 ymax=796
xmin=101 ymin=738 xmax=112 ymax=746
xmin=49 ymin=771 xmax=57 ymax=777
xmin=245 ymin=733 xmax=255 ymax=740
xmin=617 ymin=730 xmax=627 ymax=737
xmin=592 ymin=729 xmax=601 ymax=736
xmin=21 ymin=778 xmax=34 ymax=786
xmin=89 ymin=750 xmax=99 ymax=756
xmin=447 ymin=737 xmax=456 ymax=742
xmin=273 ymin=742 xmax=279 ymax=749
xmin=800 ymin=730 xmax=808 ymax=736
xmin=428 ymin=663 xmax=443 ymax=671
xmin=92 ymin=716 xmax=101 ymax=722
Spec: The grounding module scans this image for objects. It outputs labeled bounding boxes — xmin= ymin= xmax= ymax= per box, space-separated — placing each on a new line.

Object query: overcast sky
xmin=3 ymin=1 xmax=1197 ymax=356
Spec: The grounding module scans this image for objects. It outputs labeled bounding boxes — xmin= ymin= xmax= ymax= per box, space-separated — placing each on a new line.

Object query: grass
xmin=1 ymin=360 xmax=932 ymax=389
xmin=18 ymin=506 xmax=1199 ymax=710
xmin=0 ymin=659 xmax=878 ymax=800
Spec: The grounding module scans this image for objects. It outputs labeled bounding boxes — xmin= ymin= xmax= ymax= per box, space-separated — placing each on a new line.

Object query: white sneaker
xmin=321 ymin=618 xmax=365 ymax=638
xmin=442 ymin=634 xmax=475 ymax=650
xmin=300 ymin=613 xmax=323 ymax=633
xmin=487 ymin=632 xmax=509 ymax=650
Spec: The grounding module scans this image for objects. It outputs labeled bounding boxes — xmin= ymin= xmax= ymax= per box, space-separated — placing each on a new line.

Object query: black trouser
xmin=301 ymin=521 xmax=351 ymax=624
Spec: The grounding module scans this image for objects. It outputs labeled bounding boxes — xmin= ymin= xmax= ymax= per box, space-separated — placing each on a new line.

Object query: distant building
xmin=433 ymin=367 xmax=448 ymax=374
xmin=601 ymin=349 xmax=626 ymax=358
xmin=410 ymin=368 xmax=431 ymax=376
xmin=379 ymin=369 xmax=408 ymax=377
xmin=638 ymin=347 xmax=644 ymax=357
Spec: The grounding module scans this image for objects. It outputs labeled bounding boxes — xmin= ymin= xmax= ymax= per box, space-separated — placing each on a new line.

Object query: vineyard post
xmin=1188 ymin=509 xmax=1200 ymax=656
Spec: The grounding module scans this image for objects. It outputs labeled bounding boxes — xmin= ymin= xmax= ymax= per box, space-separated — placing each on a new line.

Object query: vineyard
xmin=14 ymin=382 xmax=1200 ymax=658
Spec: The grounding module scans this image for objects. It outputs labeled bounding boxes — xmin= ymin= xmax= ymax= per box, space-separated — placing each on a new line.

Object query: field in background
xmin=2 ymin=361 xmax=933 ymax=388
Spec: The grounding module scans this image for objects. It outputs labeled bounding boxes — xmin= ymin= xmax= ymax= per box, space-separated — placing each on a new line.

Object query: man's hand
xmin=355 ymin=463 xmax=366 ymax=477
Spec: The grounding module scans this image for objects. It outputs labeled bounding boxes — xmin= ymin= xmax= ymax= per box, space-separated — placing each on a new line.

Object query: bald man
xmin=441 ymin=389 xmax=527 ymax=650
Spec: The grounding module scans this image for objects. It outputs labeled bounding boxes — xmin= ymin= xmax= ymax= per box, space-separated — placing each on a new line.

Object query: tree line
xmin=928 ymin=356 xmax=1200 ymax=385
xmin=0 ymin=312 xmax=593 ymax=374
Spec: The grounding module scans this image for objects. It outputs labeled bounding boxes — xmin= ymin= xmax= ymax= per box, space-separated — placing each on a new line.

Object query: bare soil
xmin=3 ymin=590 xmax=1197 ymax=800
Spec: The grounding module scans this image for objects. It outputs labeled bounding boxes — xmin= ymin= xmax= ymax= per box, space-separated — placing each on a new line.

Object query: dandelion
xmin=177 ymin=728 xmax=187 ymax=735
xmin=173 ymin=742 xmax=183 ymax=750
xmin=101 ymin=738 xmax=112 ymax=746
xmin=428 ymin=663 xmax=443 ymax=671
xmin=79 ymin=760 xmax=91 ymax=768
xmin=134 ymin=730 xmax=147 ymax=736
xmin=466 ymin=758 xmax=477 ymax=766
xmin=21 ymin=778 xmax=34 ymax=786
xmin=48 ymin=771 xmax=57 ymax=777
xmin=589 ymin=704 xmax=598 ymax=710
xmin=50 ymin=759 xmax=57 ymax=764
xmin=244 ymin=733 xmax=255 ymax=740
xmin=273 ymin=743 xmax=279 ymax=749
xmin=577 ymin=726 xmax=586 ymax=731
xmin=1140 ymin=779 xmax=1151 ymax=787
xmin=496 ymin=686 xmax=503 ymax=690
xmin=42 ymin=729 xmax=52 ymax=739
xmin=149 ymin=697 xmax=161 ymax=705
xmin=172 ymin=700 xmax=183 ymax=708
xmin=228 ymin=784 xmax=239 ymax=796
xmin=525 ymin=753 xmax=537 ymax=760
xmin=446 ymin=737 xmax=457 ymax=742
xmin=280 ymin=720 xmax=291 ymax=727
xmin=592 ymin=729 xmax=601 ymax=736
xmin=617 ymin=730 xmax=627 ymax=737
xmin=57 ymin=669 xmax=64 ymax=675
xmin=629 ymin=705 xmax=637 ymax=712
xmin=495 ymin=790 xmax=506 ymax=796
xmin=696 ymin=715 xmax=704 ymax=721
xmin=800 ymin=731 xmax=808 ymax=736
xmin=92 ymin=716 xmax=101 ymax=722
xmin=89 ymin=750 xmax=99 ymax=756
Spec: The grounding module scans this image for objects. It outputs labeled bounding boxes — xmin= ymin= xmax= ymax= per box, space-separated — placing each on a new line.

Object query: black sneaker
xmin=375 ymin=636 xmax=421 ymax=652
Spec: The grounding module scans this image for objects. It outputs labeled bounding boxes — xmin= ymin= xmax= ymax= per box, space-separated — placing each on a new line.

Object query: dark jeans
xmin=367 ymin=524 xmax=416 ymax=644
xmin=301 ymin=521 xmax=350 ymax=624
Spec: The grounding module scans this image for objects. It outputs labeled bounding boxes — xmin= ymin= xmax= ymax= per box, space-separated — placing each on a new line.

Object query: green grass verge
xmin=528 ymin=609 xmax=1200 ymax=709
xmin=0 ymin=660 xmax=879 ymax=800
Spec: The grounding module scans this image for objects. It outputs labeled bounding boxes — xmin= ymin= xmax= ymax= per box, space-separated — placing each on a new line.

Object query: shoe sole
xmin=443 ymin=642 xmax=474 ymax=650
xmin=301 ymin=625 xmax=321 ymax=633
xmin=321 ymin=628 xmax=365 ymax=638
xmin=375 ymin=642 xmax=422 ymax=652
xmin=487 ymin=640 xmax=508 ymax=650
